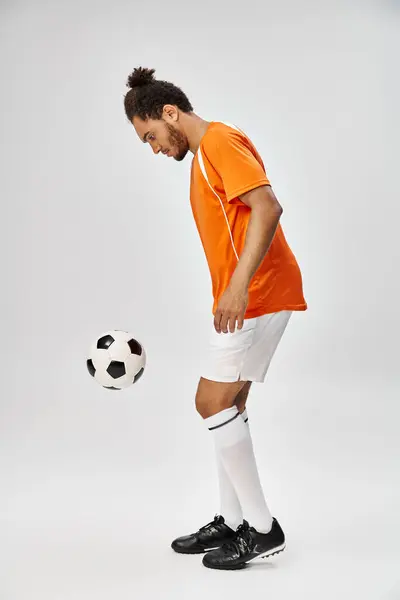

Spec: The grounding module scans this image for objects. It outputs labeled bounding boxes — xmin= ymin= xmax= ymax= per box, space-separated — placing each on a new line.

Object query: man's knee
xmin=195 ymin=377 xmax=248 ymax=419
xmin=196 ymin=394 xmax=233 ymax=419
xmin=235 ymin=396 xmax=247 ymax=414
xmin=235 ymin=381 xmax=252 ymax=414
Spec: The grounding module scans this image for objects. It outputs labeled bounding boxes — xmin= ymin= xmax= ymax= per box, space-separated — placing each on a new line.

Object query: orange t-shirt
xmin=190 ymin=121 xmax=307 ymax=319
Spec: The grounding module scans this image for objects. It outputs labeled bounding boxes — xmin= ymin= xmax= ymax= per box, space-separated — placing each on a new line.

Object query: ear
xmin=162 ymin=104 xmax=179 ymax=122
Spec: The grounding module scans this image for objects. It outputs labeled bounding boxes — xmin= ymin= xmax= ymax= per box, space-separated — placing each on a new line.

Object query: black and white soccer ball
xmin=86 ymin=330 xmax=146 ymax=390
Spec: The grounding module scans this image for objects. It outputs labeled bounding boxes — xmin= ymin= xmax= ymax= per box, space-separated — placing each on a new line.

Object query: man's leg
xmin=195 ymin=377 xmax=249 ymax=419
xmin=212 ymin=381 xmax=253 ymax=530
xmin=235 ymin=380 xmax=252 ymax=415
xmin=196 ymin=377 xmax=273 ymax=533
xmin=171 ymin=378 xmax=249 ymax=554
xmin=197 ymin=377 xmax=285 ymax=570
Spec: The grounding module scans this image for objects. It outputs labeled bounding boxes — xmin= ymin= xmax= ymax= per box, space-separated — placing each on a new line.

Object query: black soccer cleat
xmin=202 ymin=518 xmax=286 ymax=570
xmin=171 ymin=515 xmax=237 ymax=554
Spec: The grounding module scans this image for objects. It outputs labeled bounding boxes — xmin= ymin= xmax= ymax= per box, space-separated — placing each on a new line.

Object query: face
xmin=133 ymin=106 xmax=190 ymax=162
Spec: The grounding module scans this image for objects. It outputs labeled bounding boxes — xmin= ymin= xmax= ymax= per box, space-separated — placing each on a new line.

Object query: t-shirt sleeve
xmin=201 ymin=128 xmax=270 ymax=203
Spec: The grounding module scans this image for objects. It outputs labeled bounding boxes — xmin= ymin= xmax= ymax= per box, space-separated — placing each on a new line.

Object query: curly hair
xmin=124 ymin=67 xmax=193 ymax=122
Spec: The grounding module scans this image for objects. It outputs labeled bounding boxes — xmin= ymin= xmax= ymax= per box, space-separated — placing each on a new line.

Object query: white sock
xmin=206 ymin=406 xmax=273 ymax=534
xmin=215 ymin=408 xmax=249 ymax=531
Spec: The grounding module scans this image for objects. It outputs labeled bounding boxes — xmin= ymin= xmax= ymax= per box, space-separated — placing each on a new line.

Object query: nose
xmin=152 ymin=144 xmax=161 ymax=155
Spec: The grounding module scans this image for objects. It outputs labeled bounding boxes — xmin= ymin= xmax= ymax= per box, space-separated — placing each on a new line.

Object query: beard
xmin=165 ymin=122 xmax=190 ymax=162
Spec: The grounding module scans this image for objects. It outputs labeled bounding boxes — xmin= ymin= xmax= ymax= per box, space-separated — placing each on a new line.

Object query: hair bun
xmin=126 ymin=67 xmax=156 ymax=89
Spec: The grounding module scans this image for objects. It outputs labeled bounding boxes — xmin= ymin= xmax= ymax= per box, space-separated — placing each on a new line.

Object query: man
xmin=124 ymin=67 xmax=307 ymax=570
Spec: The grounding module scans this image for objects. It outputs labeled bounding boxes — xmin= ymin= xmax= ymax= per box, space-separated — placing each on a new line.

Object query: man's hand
xmin=214 ymin=283 xmax=249 ymax=334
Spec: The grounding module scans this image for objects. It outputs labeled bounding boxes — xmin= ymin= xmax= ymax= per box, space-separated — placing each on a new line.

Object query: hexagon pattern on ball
xmin=87 ymin=330 xmax=146 ymax=390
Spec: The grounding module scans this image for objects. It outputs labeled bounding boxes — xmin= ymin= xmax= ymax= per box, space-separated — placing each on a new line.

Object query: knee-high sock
xmin=215 ymin=408 xmax=249 ymax=531
xmin=207 ymin=406 xmax=273 ymax=533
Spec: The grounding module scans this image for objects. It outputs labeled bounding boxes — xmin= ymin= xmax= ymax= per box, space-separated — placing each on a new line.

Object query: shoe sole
xmin=257 ymin=542 xmax=286 ymax=560
xmin=171 ymin=545 xmax=220 ymax=555
xmin=203 ymin=543 xmax=286 ymax=570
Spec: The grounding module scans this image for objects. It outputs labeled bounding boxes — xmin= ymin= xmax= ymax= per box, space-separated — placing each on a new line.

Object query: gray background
xmin=1 ymin=0 xmax=399 ymax=598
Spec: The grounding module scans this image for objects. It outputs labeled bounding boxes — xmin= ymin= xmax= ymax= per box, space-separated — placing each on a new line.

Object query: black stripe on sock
xmin=208 ymin=411 xmax=241 ymax=431
xmin=244 ymin=417 xmax=248 ymax=423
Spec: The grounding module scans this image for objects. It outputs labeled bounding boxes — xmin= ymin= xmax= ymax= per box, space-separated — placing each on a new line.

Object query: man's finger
xmin=237 ymin=313 xmax=244 ymax=330
xmin=220 ymin=313 xmax=230 ymax=334
xmin=229 ymin=314 xmax=237 ymax=333
xmin=214 ymin=310 xmax=222 ymax=333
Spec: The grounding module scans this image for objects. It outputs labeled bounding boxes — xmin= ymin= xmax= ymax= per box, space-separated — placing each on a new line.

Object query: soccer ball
xmin=86 ymin=330 xmax=146 ymax=390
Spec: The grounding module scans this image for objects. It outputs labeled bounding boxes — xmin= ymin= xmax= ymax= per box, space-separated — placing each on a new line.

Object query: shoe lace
xmin=222 ymin=521 xmax=253 ymax=555
xmin=199 ymin=514 xmax=224 ymax=534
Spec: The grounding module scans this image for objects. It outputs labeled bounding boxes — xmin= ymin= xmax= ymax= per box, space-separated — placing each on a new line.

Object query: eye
xmin=147 ymin=133 xmax=155 ymax=142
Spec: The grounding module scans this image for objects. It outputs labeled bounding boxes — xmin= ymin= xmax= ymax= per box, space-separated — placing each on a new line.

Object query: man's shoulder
xmin=200 ymin=121 xmax=246 ymax=153
xmin=206 ymin=121 xmax=243 ymax=138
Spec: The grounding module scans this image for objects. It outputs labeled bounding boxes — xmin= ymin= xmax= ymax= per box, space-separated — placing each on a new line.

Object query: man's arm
xmin=229 ymin=185 xmax=283 ymax=290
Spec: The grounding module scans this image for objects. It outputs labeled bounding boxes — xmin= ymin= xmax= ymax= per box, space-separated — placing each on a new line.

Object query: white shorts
xmin=200 ymin=310 xmax=292 ymax=383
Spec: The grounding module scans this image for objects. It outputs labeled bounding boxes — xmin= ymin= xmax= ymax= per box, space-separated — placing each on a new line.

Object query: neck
xmin=180 ymin=113 xmax=211 ymax=154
